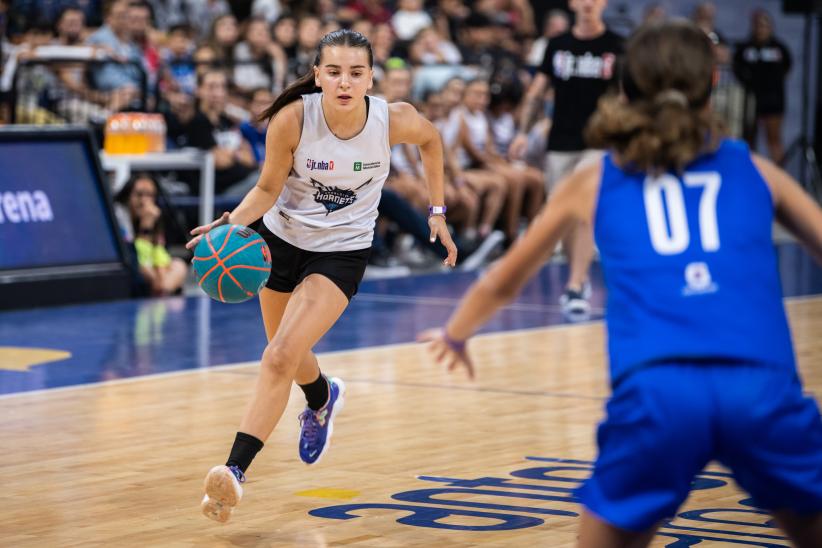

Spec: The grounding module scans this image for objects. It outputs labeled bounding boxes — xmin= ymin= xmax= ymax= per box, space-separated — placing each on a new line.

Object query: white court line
xmin=356 ymin=292 xmax=606 ymax=314
xmin=0 ymin=294 xmax=819 ymax=401
xmin=0 ymin=320 xmax=600 ymax=401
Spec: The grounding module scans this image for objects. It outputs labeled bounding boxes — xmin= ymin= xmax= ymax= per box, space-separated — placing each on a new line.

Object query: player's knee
xmin=261 ymin=343 xmax=301 ymax=378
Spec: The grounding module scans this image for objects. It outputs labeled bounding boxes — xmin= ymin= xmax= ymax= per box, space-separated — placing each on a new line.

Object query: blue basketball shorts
xmin=577 ymin=362 xmax=822 ymax=532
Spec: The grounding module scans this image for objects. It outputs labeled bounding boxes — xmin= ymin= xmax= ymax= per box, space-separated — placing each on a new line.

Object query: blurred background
xmin=1 ymin=0 xmax=820 ymax=310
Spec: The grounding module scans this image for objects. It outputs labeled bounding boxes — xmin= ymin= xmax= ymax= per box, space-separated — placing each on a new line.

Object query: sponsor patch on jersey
xmin=353 ymin=161 xmax=381 ymax=172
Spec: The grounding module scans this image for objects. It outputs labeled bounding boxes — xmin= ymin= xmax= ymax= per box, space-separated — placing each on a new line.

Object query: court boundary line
xmin=1 ymin=294 xmax=819 ymax=401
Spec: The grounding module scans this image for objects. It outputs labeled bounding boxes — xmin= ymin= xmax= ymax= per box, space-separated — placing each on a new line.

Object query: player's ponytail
xmin=261 ymin=29 xmax=373 ymax=121
xmin=586 ymin=21 xmax=726 ymax=173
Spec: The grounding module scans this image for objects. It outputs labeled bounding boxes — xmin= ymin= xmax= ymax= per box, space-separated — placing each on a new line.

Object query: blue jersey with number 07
xmin=593 ymin=139 xmax=796 ymax=384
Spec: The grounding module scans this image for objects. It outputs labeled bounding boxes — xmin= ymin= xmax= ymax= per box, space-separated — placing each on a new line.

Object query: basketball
xmin=192 ymin=224 xmax=272 ymax=303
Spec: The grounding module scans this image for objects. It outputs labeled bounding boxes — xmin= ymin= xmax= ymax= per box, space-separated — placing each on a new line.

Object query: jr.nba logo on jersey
xmin=683 ymin=261 xmax=718 ymax=296
xmin=307 ymin=158 xmax=334 ymax=171
xmin=310 ymin=177 xmax=374 ymax=215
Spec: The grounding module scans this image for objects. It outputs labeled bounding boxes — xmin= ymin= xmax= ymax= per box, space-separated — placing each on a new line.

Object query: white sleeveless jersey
xmin=263 ymin=93 xmax=391 ymax=251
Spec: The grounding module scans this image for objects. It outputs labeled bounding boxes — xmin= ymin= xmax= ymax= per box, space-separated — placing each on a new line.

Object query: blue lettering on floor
xmin=308 ymin=457 xmax=790 ymax=546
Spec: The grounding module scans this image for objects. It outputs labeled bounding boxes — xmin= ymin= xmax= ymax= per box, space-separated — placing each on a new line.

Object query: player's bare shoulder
xmin=388 ymin=101 xmax=429 ymax=146
xmin=266 ymin=98 xmax=304 ymax=152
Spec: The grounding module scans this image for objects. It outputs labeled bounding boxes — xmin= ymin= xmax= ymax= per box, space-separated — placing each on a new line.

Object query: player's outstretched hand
xmin=186 ymin=211 xmax=230 ymax=250
xmin=428 ymin=215 xmax=458 ymax=268
xmin=417 ymin=328 xmax=475 ymax=380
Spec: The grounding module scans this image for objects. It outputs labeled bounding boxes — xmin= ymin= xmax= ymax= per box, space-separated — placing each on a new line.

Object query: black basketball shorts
xmin=256 ymin=221 xmax=371 ymax=300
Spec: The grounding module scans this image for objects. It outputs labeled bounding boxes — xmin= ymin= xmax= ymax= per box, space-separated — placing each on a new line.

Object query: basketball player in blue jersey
xmin=421 ymin=21 xmax=822 ymax=546
xmin=186 ymin=29 xmax=457 ymax=522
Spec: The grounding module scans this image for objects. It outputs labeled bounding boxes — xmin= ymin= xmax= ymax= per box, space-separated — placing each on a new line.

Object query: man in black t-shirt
xmin=508 ymin=0 xmax=623 ymax=318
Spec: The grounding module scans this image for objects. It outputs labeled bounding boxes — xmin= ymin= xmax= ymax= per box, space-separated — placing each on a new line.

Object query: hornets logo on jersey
xmin=310 ymin=177 xmax=374 ymax=215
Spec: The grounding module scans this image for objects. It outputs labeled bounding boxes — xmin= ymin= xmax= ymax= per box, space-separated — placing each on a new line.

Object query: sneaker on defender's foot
xmin=298 ymin=377 xmax=345 ymax=465
xmin=559 ymin=287 xmax=591 ymax=318
xmin=201 ymin=465 xmax=244 ymax=523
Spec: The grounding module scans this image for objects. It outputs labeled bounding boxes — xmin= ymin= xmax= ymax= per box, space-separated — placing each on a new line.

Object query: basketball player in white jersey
xmin=185 ymin=29 xmax=457 ymax=522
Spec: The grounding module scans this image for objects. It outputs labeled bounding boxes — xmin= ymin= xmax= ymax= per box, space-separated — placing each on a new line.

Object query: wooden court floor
xmin=1 ymin=297 xmax=820 ymax=547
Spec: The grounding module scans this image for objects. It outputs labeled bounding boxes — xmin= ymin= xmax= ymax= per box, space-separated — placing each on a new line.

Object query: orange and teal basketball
xmin=192 ymin=224 xmax=271 ymax=303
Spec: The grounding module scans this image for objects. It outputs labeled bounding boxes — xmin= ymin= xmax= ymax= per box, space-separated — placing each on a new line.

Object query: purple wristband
xmin=443 ymin=330 xmax=466 ymax=353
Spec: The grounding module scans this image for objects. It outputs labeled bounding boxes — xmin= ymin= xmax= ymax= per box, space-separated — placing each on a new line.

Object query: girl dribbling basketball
xmin=187 ymin=29 xmax=457 ymax=522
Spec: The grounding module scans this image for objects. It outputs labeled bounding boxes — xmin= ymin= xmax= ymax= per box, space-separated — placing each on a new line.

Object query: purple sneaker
xmin=298 ymin=377 xmax=345 ymax=465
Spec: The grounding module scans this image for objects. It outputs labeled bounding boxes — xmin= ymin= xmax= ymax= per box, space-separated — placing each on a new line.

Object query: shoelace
xmin=228 ymin=465 xmax=246 ymax=484
xmin=299 ymin=409 xmax=320 ymax=445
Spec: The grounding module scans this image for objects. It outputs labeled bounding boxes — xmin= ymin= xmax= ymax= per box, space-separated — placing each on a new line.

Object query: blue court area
xmin=1 ymin=242 xmax=821 ymax=396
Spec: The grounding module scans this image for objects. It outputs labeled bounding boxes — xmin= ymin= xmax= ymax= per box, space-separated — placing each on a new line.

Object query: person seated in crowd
xmin=239 ymin=86 xmax=273 ymax=167
xmin=380 ymin=63 xmax=479 ymax=242
xmin=408 ymin=26 xmax=461 ymax=66
xmin=454 ymin=77 xmax=543 ymax=243
xmin=271 ymin=14 xmax=297 ymax=59
xmin=288 ymin=14 xmax=322 ymax=81
xmin=85 ymin=0 xmax=144 ymax=107
xmin=114 ymin=173 xmax=189 ymax=296
xmin=165 ymin=67 xmax=258 ymax=195
xmin=232 ymin=16 xmax=286 ymax=94
xmin=437 ymin=75 xmax=506 ymax=241
xmin=50 ymin=6 xmax=132 ymax=122
xmin=159 ymin=23 xmax=196 ymax=98
xmin=391 ymin=0 xmax=432 ymax=43
xmin=205 ymin=13 xmax=239 ymax=68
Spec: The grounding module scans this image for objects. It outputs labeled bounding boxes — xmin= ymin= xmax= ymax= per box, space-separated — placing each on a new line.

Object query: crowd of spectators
xmin=0 ymin=0 xmax=796 ymax=283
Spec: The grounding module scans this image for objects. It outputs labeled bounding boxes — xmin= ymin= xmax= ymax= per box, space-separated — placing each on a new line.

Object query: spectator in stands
xmin=391 ymin=0 xmax=433 ymax=43
xmin=192 ymin=44 xmax=218 ymax=77
xmin=692 ymin=1 xmax=729 ymax=64
xmin=526 ymin=9 xmax=569 ymax=67
xmin=437 ymin=76 xmax=506 ymax=240
xmin=0 ymin=21 xmax=62 ymax=123
xmin=85 ymin=0 xmax=143 ymax=105
xmin=315 ymin=0 xmax=339 ymax=24
xmin=321 ymin=19 xmax=341 ymax=37
xmin=382 ymin=62 xmax=480 ymax=239
xmin=433 ymin=0 xmax=470 ymax=44
xmin=456 ymin=77 xmax=543 ymax=243
xmin=239 ymin=86 xmax=273 ymax=166
xmin=733 ymin=8 xmax=792 ymax=163
xmin=114 ymin=173 xmax=189 ymax=296
xmin=12 ymin=0 xmax=102 ymax=30
xmin=160 ymin=23 xmax=196 ymax=96
xmin=232 ymin=16 xmax=286 ymax=94
xmin=339 ymin=0 xmax=392 ymax=26
xmin=641 ymin=2 xmax=666 ymax=26
xmin=206 ymin=13 xmax=239 ymax=67
xmin=54 ymin=5 xmax=87 ymax=45
xmin=289 ymin=15 xmax=322 ymax=82
xmin=271 ymin=14 xmax=297 ymax=59
xmin=408 ymin=26 xmax=462 ymax=66
xmin=371 ymin=22 xmax=398 ymax=67
xmin=251 ymin=0 xmax=282 ymax=23
xmin=49 ymin=7 xmax=133 ymax=122
xmin=168 ymin=68 xmax=258 ymax=195
xmin=145 ymin=0 xmax=227 ymax=35
xmin=458 ymin=12 xmax=520 ymax=87
xmin=128 ymin=0 xmax=161 ymax=104
xmin=351 ymin=18 xmax=373 ymax=42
